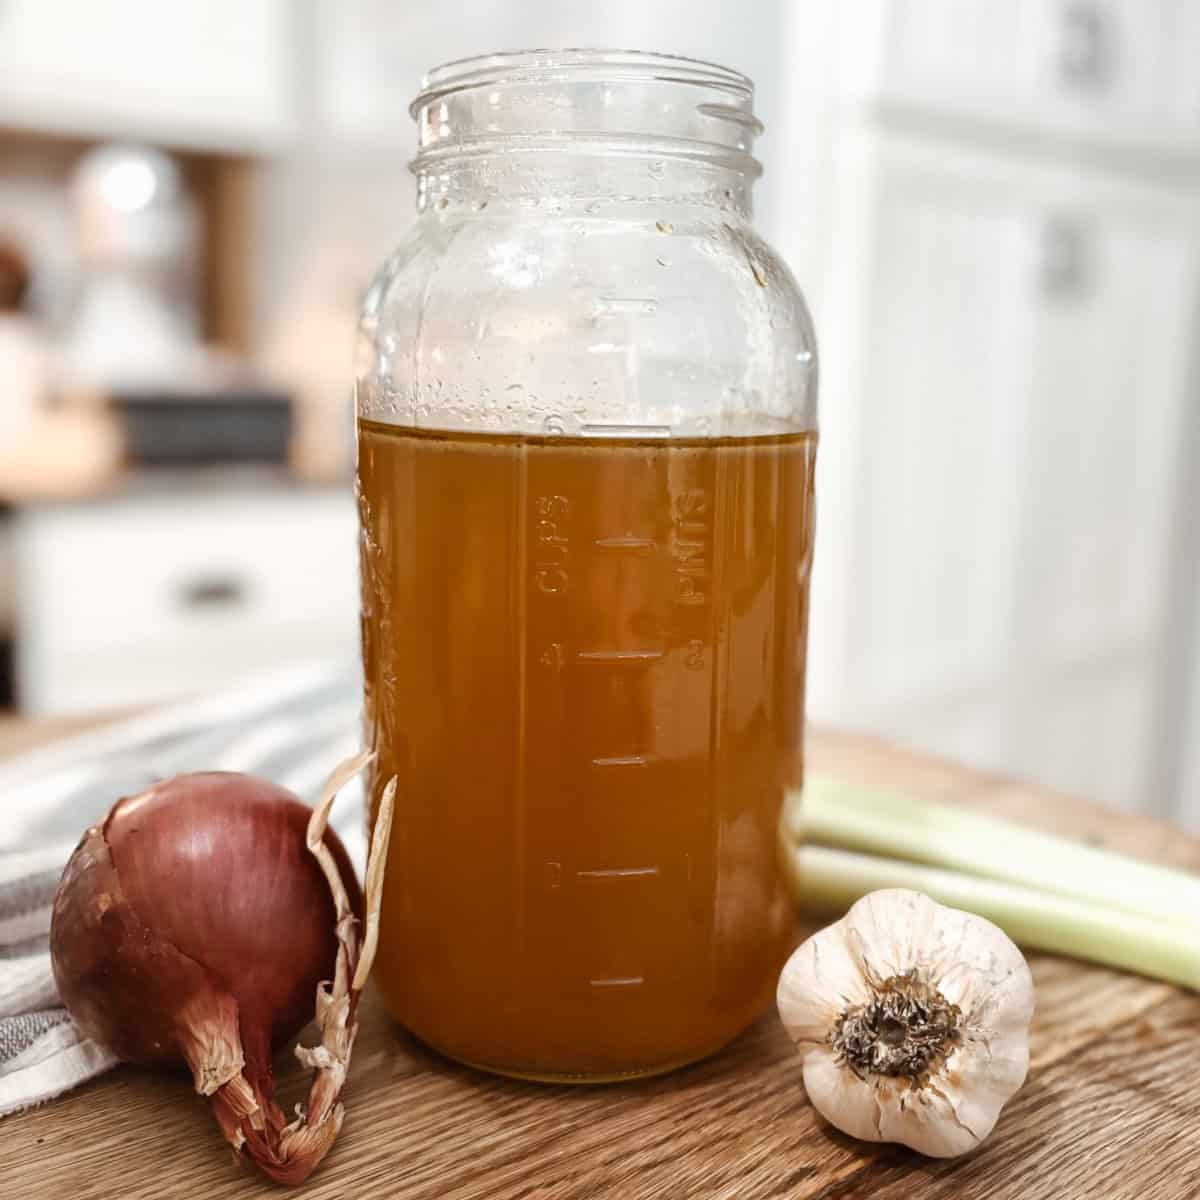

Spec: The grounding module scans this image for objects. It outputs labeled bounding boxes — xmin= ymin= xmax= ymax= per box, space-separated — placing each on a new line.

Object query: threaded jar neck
xmin=409 ymin=49 xmax=762 ymax=210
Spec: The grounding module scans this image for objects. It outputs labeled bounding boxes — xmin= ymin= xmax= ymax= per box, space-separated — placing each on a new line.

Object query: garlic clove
xmin=776 ymin=912 xmax=875 ymax=1045
xmin=947 ymin=1034 xmax=1031 ymax=1146
xmin=918 ymin=902 xmax=1036 ymax=1031
xmin=874 ymin=1071 xmax=981 ymax=1158
xmin=848 ymin=889 xmax=942 ymax=982
xmin=801 ymin=1048 xmax=886 ymax=1144
xmin=777 ymin=888 xmax=1035 ymax=1159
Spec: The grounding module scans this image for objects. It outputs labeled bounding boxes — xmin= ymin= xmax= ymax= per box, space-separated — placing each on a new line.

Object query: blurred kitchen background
xmin=0 ymin=1 xmax=1197 ymax=829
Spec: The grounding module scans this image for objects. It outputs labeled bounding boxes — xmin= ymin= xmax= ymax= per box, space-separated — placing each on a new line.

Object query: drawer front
xmin=878 ymin=0 xmax=1200 ymax=149
xmin=15 ymin=489 xmax=360 ymax=714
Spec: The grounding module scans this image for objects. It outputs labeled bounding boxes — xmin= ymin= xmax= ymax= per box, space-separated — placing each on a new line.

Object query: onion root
xmin=208 ymin=752 xmax=396 ymax=1184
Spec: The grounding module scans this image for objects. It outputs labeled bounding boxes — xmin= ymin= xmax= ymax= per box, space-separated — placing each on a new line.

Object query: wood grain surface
xmin=2 ymin=728 xmax=1197 ymax=1200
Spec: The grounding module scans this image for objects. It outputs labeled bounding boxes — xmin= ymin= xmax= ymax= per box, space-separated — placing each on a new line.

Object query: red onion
xmin=50 ymin=754 xmax=395 ymax=1185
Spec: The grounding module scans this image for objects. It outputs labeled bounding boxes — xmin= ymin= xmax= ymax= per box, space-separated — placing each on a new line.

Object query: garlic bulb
xmin=777 ymin=889 xmax=1035 ymax=1158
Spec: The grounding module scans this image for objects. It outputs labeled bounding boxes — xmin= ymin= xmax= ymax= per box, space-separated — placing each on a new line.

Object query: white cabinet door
xmin=810 ymin=130 xmax=1041 ymax=753
xmin=0 ymin=0 xmax=294 ymax=152
xmin=810 ymin=130 xmax=1198 ymax=813
xmin=1005 ymin=171 xmax=1197 ymax=810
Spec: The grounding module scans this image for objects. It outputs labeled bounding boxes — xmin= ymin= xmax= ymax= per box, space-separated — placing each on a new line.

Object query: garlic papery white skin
xmin=776 ymin=889 xmax=1035 ymax=1158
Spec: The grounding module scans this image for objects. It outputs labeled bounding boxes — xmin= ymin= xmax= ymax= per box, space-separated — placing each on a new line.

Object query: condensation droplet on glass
xmin=648 ymin=160 xmax=665 ymax=179
xmin=543 ymin=414 xmax=566 ymax=435
xmin=506 ymin=382 xmax=524 ymax=392
xmin=795 ymin=350 xmax=814 ymax=365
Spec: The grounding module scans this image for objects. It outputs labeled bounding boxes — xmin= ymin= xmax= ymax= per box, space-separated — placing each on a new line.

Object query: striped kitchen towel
xmin=0 ymin=659 xmax=366 ymax=1117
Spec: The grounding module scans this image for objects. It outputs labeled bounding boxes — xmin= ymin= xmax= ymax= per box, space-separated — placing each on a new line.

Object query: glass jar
xmin=357 ymin=50 xmax=817 ymax=1082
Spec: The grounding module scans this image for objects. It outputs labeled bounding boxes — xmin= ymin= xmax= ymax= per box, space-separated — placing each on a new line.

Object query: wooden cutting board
xmin=2 ymin=729 xmax=1197 ymax=1200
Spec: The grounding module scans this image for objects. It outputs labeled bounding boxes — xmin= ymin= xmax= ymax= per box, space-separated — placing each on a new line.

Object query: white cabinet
xmin=799 ymin=117 xmax=1199 ymax=815
xmin=781 ymin=0 xmax=1200 ymax=821
xmin=862 ymin=0 xmax=1200 ymax=157
xmin=0 ymin=0 xmax=294 ymax=152
xmin=14 ymin=484 xmax=359 ymax=715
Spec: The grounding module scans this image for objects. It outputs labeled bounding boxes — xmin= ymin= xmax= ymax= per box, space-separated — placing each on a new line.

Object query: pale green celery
xmin=786 ymin=777 xmax=1200 ymax=930
xmin=785 ymin=844 xmax=1200 ymax=991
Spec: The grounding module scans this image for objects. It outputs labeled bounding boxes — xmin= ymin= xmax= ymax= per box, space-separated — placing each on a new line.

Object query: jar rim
xmin=410 ymin=48 xmax=754 ymax=116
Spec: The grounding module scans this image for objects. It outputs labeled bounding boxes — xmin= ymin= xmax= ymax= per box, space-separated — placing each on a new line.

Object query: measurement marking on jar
xmin=581 ymin=423 xmax=671 ymax=439
xmin=591 ymin=753 xmax=656 ymax=767
xmin=589 ymin=977 xmax=645 ymax=988
xmin=576 ymin=866 xmax=660 ymax=880
xmin=575 ymin=648 xmax=664 ymax=664
xmin=538 ymin=642 xmax=566 ymax=670
xmin=591 ymin=296 xmax=659 ymax=317
xmin=593 ymin=535 xmax=656 ymax=552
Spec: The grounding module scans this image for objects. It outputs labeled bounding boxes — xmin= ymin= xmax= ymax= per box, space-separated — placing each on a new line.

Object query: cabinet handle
xmin=1040 ymin=216 xmax=1092 ymax=301
xmin=177 ymin=575 xmax=248 ymax=611
xmin=1059 ymin=1 xmax=1114 ymax=91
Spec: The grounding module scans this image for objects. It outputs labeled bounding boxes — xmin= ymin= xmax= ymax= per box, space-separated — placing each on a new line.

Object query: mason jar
xmin=357 ymin=49 xmax=817 ymax=1082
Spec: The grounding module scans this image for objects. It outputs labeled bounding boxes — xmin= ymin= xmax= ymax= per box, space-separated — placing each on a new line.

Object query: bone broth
xmin=359 ymin=419 xmax=817 ymax=1080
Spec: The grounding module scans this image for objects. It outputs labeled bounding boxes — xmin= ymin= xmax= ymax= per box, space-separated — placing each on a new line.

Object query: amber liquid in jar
xmin=359 ymin=418 xmax=816 ymax=1081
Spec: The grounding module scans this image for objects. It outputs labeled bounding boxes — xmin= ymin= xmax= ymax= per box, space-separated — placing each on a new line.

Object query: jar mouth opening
xmin=411 ymin=48 xmax=755 ymax=116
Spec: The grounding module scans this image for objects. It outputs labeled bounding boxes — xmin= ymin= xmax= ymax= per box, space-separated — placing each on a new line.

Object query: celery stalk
xmin=785 ymin=843 xmax=1200 ymax=991
xmin=786 ymin=778 xmax=1200 ymax=929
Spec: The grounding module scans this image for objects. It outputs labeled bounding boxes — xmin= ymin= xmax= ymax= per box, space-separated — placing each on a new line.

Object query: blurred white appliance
xmin=59 ymin=144 xmax=200 ymax=391
xmin=57 ymin=144 xmax=296 ymax=469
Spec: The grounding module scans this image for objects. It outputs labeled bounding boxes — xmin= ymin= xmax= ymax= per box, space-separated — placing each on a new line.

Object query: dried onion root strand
xmin=209 ymin=753 xmax=396 ymax=1184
